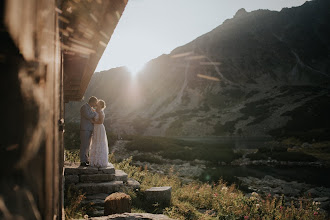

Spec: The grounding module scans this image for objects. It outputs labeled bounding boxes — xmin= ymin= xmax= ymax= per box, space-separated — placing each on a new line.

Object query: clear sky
xmin=95 ymin=0 xmax=309 ymax=73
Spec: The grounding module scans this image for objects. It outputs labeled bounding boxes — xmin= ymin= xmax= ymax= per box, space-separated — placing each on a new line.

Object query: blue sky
xmin=96 ymin=0 xmax=309 ymax=73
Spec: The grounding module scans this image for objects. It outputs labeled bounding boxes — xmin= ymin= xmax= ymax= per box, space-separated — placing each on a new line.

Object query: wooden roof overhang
xmin=60 ymin=0 xmax=127 ymax=102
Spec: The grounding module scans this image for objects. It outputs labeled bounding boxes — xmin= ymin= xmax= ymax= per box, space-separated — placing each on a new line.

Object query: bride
xmin=89 ymin=99 xmax=110 ymax=168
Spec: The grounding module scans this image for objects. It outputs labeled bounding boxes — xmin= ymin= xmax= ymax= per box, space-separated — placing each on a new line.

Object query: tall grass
xmin=64 ymin=185 xmax=88 ymax=219
xmin=113 ymin=155 xmax=325 ymax=220
xmin=63 ymin=150 xmax=325 ymax=219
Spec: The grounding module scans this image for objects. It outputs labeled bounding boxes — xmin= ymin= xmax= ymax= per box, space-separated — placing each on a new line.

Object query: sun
xmin=126 ymin=62 xmax=146 ymax=77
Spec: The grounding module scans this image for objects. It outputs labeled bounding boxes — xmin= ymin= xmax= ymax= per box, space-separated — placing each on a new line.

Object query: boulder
xmin=145 ymin=186 xmax=171 ymax=207
xmin=126 ymin=178 xmax=140 ymax=190
xmin=104 ymin=192 xmax=131 ymax=215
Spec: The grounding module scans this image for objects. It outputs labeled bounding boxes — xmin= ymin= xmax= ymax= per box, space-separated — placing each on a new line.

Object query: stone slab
xmin=115 ymin=170 xmax=128 ymax=182
xmin=81 ymin=199 xmax=105 ymax=206
xmin=89 ymin=213 xmax=174 ymax=220
xmin=80 ymin=174 xmax=116 ymax=183
xmin=99 ymin=163 xmax=115 ymax=174
xmin=86 ymin=193 xmax=109 ymax=201
xmin=76 ymin=181 xmax=123 ymax=195
xmin=65 ymin=175 xmax=79 ymax=184
xmin=125 ymin=178 xmax=140 ymax=190
xmin=145 ymin=186 xmax=171 ymax=206
xmin=88 ymin=209 xmax=105 ymax=217
xmin=64 ymin=165 xmax=99 ymax=175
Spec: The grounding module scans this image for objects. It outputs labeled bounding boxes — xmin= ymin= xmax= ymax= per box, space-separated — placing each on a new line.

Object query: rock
xmin=82 ymin=198 xmax=104 ymax=206
xmin=88 ymin=210 xmax=104 ymax=217
xmin=64 ymin=166 xmax=99 ymax=175
xmin=234 ymin=8 xmax=247 ymax=18
xmin=115 ymin=170 xmax=128 ymax=182
xmin=86 ymin=193 xmax=109 ymax=201
xmin=65 ymin=175 xmax=79 ymax=184
xmin=126 ymin=178 xmax=140 ymax=190
xmin=80 ymin=174 xmax=115 ymax=183
xmin=145 ymin=186 xmax=172 ymax=207
xmin=104 ymin=192 xmax=131 ymax=215
xmin=76 ymin=181 xmax=123 ymax=195
xmin=313 ymin=187 xmax=330 ymax=197
xmin=301 ymin=142 xmax=311 ymax=148
xmin=313 ymin=197 xmax=329 ymax=203
xmin=89 ymin=213 xmax=174 ymax=220
xmin=99 ymin=164 xmax=115 ymax=174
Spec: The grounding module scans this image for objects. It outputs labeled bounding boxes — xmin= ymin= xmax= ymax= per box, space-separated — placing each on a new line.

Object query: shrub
xmin=65 ymin=149 xmax=80 ymax=163
xmin=64 ymin=185 xmax=88 ymax=219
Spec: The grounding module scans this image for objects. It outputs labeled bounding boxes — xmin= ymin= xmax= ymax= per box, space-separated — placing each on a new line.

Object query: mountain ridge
xmin=65 ymin=0 xmax=330 ymax=140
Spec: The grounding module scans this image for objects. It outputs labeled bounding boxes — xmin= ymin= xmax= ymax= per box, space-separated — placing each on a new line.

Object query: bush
xmin=65 ymin=149 xmax=80 ymax=163
xmin=64 ymin=185 xmax=89 ymax=219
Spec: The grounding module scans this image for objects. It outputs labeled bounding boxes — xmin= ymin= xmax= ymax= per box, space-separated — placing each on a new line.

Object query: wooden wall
xmin=0 ymin=0 xmax=63 ymax=219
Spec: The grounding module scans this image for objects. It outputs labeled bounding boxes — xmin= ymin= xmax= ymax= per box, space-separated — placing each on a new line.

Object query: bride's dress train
xmin=89 ymin=111 xmax=110 ymax=167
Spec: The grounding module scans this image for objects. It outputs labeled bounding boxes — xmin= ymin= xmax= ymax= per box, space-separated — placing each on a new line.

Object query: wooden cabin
xmin=0 ymin=0 xmax=127 ymax=219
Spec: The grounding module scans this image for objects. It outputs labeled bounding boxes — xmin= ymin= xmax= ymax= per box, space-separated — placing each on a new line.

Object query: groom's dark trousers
xmin=80 ymin=103 xmax=97 ymax=163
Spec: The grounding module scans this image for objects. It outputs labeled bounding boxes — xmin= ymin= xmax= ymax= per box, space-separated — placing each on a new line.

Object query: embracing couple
xmin=80 ymin=96 xmax=110 ymax=168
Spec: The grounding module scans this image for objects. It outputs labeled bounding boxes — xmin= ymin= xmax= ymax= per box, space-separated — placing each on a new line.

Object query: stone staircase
xmin=64 ymin=163 xmax=140 ymax=217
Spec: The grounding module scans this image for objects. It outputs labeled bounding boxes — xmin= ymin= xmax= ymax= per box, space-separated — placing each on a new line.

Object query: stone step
xmin=126 ymin=178 xmax=140 ymax=190
xmin=114 ymin=170 xmax=128 ymax=182
xmin=64 ymin=163 xmax=115 ymax=175
xmin=76 ymin=181 xmax=124 ymax=195
xmin=87 ymin=209 xmax=104 ymax=217
xmin=86 ymin=193 xmax=109 ymax=201
xmin=80 ymin=173 xmax=116 ymax=183
xmin=81 ymin=198 xmax=104 ymax=206
xmin=83 ymin=179 xmax=140 ymax=204
xmin=68 ymin=169 xmax=128 ymax=183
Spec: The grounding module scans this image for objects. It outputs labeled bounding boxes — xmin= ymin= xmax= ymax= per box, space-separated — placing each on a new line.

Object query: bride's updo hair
xmin=98 ymin=99 xmax=106 ymax=109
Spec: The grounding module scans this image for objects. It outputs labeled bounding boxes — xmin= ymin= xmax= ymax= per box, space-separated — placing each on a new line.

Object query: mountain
xmin=65 ymin=0 xmax=330 ymax=140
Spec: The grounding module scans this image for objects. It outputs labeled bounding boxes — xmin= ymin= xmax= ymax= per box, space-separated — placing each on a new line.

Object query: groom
xmin=80 ymin=96 xmax=98 ymax=166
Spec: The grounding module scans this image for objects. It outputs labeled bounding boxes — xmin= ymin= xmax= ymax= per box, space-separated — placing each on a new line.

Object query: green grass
xmin=125 ymin=136 xmax=241 ymax=164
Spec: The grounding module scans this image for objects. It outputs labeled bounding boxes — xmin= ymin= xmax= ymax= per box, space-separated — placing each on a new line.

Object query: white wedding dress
xmin=89 ymin=110 xmax=110 ymax=168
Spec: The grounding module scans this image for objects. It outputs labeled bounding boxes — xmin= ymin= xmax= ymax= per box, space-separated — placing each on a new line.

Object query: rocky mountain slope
xmin=65 ymin=0 xmax=330 ymax=140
